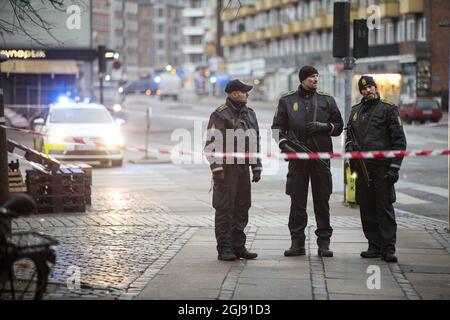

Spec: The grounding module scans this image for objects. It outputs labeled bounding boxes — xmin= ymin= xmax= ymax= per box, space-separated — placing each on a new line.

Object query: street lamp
xmin=439 ymin=21 xmax=450 ymax=231
xmin=0 ymin=53 xmax=9 ymax=204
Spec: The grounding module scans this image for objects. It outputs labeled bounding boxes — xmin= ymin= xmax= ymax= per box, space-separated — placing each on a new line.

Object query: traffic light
xmin=332 ymin=2 xmax=351 ymax=58
xmin=98 ymin=45 xmax=106 ymax=73
xmin=353 ymin=19 xmax=369 ymax=59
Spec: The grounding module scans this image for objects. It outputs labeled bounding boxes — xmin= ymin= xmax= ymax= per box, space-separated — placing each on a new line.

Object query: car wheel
xmin=111 ymin=159 xmax=123 ymax=167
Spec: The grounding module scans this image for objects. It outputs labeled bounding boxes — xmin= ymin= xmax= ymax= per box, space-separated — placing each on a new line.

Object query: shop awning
xmin=1 ymin=59 xmax=79 ymax=76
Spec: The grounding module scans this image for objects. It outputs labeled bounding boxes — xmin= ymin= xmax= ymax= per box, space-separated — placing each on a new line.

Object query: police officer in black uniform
xmin=205 ymin=79 xmax=262 ymax=261
xmin=346 ymin=76 xmax=407 ymax=263
xmin=272 ymin=66 xmax=343 ymax=257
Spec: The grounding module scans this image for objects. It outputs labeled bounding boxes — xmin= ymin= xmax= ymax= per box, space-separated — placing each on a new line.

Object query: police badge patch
xmin=293 ymin=102 xmax=299 ymax=112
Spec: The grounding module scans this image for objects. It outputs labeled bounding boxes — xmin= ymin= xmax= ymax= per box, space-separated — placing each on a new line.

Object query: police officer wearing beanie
xmin=346 ymin=76 xmax=407 ymax=263
xmin=272 ymin=66 xmax=343 ymax=258
xmin=205 ymin=79 xmax=262 ymax=261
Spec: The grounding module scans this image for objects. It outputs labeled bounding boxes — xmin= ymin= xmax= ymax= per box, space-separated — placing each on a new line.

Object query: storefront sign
xmin=0 ymin=49 xmax=46 ymax=59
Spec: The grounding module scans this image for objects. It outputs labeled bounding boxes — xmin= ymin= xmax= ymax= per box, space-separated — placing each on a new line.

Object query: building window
xmin=406 ymin=19 xmax=415 ymax=41
xmin=418 ymin=17 xmax=426 ymax=41
xmin=376 ymin=26 xmax=385 ymax=45
xmin=386 ymin=22 xmax=394 ymax=44
xmin=397 ymin=20 xmax=405 ymax=42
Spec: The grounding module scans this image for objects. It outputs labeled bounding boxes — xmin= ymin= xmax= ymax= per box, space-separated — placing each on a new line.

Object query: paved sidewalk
xmin=136 ymin=201 xmax=450 ymax=300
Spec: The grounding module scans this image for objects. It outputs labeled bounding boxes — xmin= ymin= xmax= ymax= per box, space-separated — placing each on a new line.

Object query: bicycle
xmin=0 ymin=194 xmax=58 ymax=300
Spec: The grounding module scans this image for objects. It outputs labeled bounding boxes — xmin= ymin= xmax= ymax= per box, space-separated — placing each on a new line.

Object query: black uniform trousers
xmin=212 ymin=165 xmax=251 ymax=253
xmin=287 ymin=159 xmax=333 ymax=248
xmin=356 ymin=163 xmax=397 ymax=255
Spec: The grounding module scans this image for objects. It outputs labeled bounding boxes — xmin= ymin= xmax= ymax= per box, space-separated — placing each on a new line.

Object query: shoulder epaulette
xmin=352 ymin=102 xmax=362 ymax=109
xmin=381 ymin=99 xmax=395 ymax=106
xmin=317 ymin=91 xmax=332 ymax=97
xmin=216 ymin=105 xmax=228 ymax=112
xmin=281 ymin=90 xmax=296 ymax=98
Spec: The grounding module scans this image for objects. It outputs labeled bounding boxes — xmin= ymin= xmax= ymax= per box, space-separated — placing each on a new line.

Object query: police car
xmin=32 ymin=99 xmax=125 ymax=167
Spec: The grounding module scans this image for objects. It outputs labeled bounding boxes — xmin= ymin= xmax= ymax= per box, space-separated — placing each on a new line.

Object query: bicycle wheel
xmin=0 ymin=257 xmax=48 ymax=300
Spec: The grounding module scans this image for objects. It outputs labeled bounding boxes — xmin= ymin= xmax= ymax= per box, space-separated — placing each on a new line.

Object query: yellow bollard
xmin=346 ymin=164 xmax=357 ymax=204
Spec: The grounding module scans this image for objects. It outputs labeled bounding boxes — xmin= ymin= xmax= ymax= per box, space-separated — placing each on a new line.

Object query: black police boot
xmin=360 ymin=250 xmax=381 ymax=259
xmin=235 ymin=248 xmax=258 ymax=260
xmin=284 ymin=247 xmax=306 ymax=257
xmin=382 ymin=253 xmax=398 ymax=263
xmin=318 ymin=247 xmax=333 ymax=257
xmin=218 ymin=249 xmax=237 ymax=261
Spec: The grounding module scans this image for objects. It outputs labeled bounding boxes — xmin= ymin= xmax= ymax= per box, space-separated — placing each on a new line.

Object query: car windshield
xmin=50 ymin=108 xmax=112 ymax=124
xmin=417 ymin=101 xmax=439 ymax=110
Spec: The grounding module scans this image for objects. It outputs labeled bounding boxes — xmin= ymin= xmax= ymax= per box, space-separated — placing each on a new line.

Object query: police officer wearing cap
xmin=205 ymin=79 xmax=262 ymax=261
xmin=272 ymin=66 xmax=343 ymax=258
xmin=346 ymin=76 xmax=407 ymax=263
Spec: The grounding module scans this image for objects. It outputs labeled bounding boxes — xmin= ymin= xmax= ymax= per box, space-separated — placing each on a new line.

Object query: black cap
xmin=225 ymin=79 xmax=253 ymax=94
xmin=358 ymin=76 xmax=377 ymax=93
xmin=299 ymin=65 xmax=319 ymax=82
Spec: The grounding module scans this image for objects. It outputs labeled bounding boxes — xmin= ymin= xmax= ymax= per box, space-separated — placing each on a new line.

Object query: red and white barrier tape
xmin=2 ymin=124 xmax=449 ymax=160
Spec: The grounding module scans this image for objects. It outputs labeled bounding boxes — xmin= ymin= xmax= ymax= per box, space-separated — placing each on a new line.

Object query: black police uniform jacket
xmin=346 ymin=97 xmax=407 ymax=169
xmin=272 ymin=86 xmax=344 ymax=152
xmin=205 ymin=98 xmax=263 ymax=175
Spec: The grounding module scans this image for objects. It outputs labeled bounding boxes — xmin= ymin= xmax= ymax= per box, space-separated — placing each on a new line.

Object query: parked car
xmin=32 ymin=102 xmax=125 ymax=167
xmin=158 ymin=73 xmax=182 ymax=101
xmin=399 ymin=98 xmax=443 ymax=124
xmin=121 ymin=77 xmax=159 ymax=95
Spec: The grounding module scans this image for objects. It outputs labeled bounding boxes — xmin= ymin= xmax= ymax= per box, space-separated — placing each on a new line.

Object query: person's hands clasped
xmin=306 ymin=122 xmax=331 ymax=136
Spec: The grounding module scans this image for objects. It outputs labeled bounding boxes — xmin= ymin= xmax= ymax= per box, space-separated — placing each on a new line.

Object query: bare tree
xmin=0 ymin=0 xmax=75 ymax=47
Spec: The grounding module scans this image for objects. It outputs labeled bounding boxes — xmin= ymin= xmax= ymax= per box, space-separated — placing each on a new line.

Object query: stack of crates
xmin=26 ymin=168 xmax=86 ymax=214
xmin=8 ymin=160 xmax=27 ymax=193
xmin=62 ymin=163 xmax=92 ymax=206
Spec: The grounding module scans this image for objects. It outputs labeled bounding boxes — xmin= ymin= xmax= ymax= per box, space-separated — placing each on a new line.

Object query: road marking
xmin=396 ymin=192 xmax=430 ymax=205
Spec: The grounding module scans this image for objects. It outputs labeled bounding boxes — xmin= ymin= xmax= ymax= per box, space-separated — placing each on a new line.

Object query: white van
xmin=158 ymin=73 xmax=182 ymax=101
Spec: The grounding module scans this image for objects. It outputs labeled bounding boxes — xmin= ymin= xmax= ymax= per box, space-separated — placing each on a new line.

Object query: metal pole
xmin=343 ymin=56 xmax=354 ymax=204
xmin=145 ymin=106 xmax=152 ymax=159
xmin=99 ymin=73 xmax=104 ymax=105
xmin=439 ymin=22 xmax=450 ymax=230
xmin=0 ymin=54 xmax=9 ymax=204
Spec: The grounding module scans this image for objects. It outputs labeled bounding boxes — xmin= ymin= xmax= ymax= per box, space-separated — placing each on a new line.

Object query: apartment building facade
xmin=92 ymin=0 xmax=139 ymax=81
xmin=221 ymin=0 xmax=449 ymax=108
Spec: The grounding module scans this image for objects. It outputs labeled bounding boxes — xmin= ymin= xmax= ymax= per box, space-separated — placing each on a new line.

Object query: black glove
xmin=279 ymin=141 xmax=297 ymax=162
xmin=213 ymin=170 xmax=225 ymax=186
xmin=252 ymin=170 xmax=261 ymax=183
xmin=384 ymin=168 xmax=399 ymax=185
xmin=306 ymin=122 xmax=331 ymax=136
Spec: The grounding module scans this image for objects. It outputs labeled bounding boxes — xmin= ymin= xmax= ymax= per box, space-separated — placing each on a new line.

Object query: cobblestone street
xmin=11 ymin=179 xmax=450 ymax=300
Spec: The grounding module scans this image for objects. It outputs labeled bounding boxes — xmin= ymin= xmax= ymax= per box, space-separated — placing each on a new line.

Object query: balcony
xmin=255 ymin=29 xmax=265 ymax=41
xmin=182 ymin=45 xmax=204 ymax=55
xmin=358 ymin=7 xmax=367 ymax=19
xmin=242 ymin=32 xmax=256 ymax=43
xmin=182 ymin=26 xmax=205 ymax=36
xmin=220 ymin=36 xmax=232 ymax=47
xmin=380 ymin=2 xmax=400 ymax=18
xmin=266 ymin=0 xmax=281 ymax=9
xmin=282 ymin=23 xmax=295 ymax=35
xmin=304 ymin=19 xmax=313 ymax=32
xmin=313 ymin=16 xmax=326 ymax=30
xmin=282 ymin=0 xmax=298 ymax=4
xmin=293 ymin=21 xmax=305 ymax=33
xmin=255 ymin=1 xmax=265 ymax=12
xmin=183 ymin=8 xmax=205 ymax=18
xmin=400 ymin=0 xmax=424 ymax=14
xmin=239 ymin=5 xmax=256 ymax=18
xmin=221 ymin=9 xmax=235 ymax=21
xmin=326 ymin=14 xmax=333 ymax=28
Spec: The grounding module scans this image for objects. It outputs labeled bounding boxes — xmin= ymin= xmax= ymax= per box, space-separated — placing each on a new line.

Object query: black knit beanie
xmin=299 ymin=66 xmax=319 ymax=82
